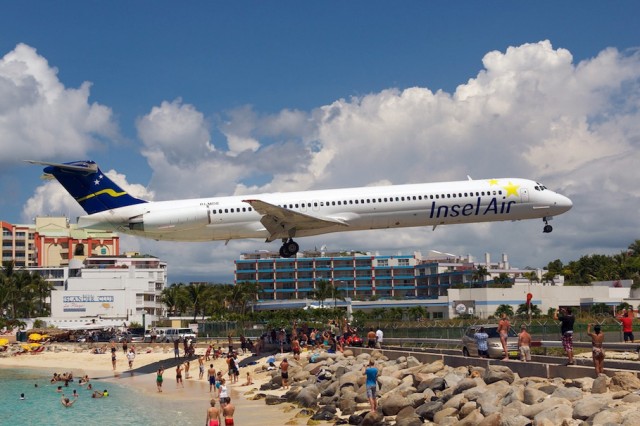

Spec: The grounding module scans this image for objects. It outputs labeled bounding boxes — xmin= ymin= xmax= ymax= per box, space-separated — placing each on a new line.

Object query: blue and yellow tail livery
xmin=27 ymin=160 xmax=147 ymax=214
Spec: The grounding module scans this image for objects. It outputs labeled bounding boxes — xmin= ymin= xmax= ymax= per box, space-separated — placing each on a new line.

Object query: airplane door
xmin=520 ymin=188 xmax=529 ymax=202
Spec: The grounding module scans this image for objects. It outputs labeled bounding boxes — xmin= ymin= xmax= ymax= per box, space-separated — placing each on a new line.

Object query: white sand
xmin=0 ymin=342 xmax=333 ymax=425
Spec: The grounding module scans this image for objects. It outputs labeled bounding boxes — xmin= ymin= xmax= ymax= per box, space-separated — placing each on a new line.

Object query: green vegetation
xmin=0 ymin=260 xmax=54 ymax=326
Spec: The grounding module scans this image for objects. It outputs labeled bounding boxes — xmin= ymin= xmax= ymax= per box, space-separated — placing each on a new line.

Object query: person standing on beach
xmin=208 ymin=364 xmax=217 ymax=393
xmin=587 ymin=323 xmax=605 ymax=375
xmin=616 ymin=309 xmax=635 ymax=342
xmin=176 ymin=363 xmax=184 ymax=388
xmin=173 ymin=338 xmax=180 ymax=359
xmin=198 ymin=355 xmax=205 ymax=380
xmin=127 ymin=348 xmax=136 ymax=370
xmin=376 ymin=327 xmax=383 ymax=349
xmin=555 ymin=307 xmax=576 ymax=365
xmin=184 ymin=360 xmax=191 ymax=379
xmin=364 ymin=359 xmax=378 ymax=412
xmin=497 ymin=313 xmax=511 ymax=360
xmin=227 ymin=334 xmax=234 ymax=354
xmin=279 ymin=358 xmax=289 ymax=389
xmin=111 ymin=346 xmax=117 ymax=370
xmin=474 ymin=327 xmax=489 ymax=358
xmin=222 ymin=397 xmax=235 ymax=425
xmin=156 ymin=367 xmax=164 ymax=392
xmin=206 ymin=398 xmax=221 ymax=426
xmin=367 ymin=327 xmax=376 ymax=349
xmin=218 ymin=378 xmax=228 ymax=406
xmin=291 ymin=336 xmax=301 ymax=361
xmin=518 ymin=325 xmax=532 ymax=362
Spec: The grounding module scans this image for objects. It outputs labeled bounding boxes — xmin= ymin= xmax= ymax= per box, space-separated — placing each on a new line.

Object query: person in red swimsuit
xmin=616 ymin=309 xmax=635 ymax=342
xmin=206 ymin=398 xmax=221 ymax=426
xmin=222 ymin=397 xmax=235 ymax=425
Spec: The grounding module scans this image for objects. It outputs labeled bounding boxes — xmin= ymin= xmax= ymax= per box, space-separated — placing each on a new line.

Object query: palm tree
xmin=471 ymin=266 xmax=488 ymax=288
xmin=407 ymin=305 xmax=427 ymax=321
xmin=29 ymin=273 xmax=55 ymax=316
xmin=311 ymin=280 xmax=333 ymax=308
xmin=494 ymin=304 xmax=514 ymax=318
xmin=229 ymin=281 xmax=262 ymax=317
xmin=516 ymin=303 xmax=542 ymax=318
xmin=161 ymin=283 xmax=188 ymax=316
xmin=184 ymin=282 xmax=212 ymax=322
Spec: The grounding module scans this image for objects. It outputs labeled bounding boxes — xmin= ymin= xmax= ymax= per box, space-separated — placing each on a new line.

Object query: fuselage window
xmin=395 ymin=197 xmax=399 ymax=201
xmin=384 ymin=198 xmax=388 ymax=202
xmin=295 ymin=203 xmax=299 ymax=208
xmin=361 ymin=199 xmax=365 ymax=204
xmin=224 ymin=209 xmax=229 ymax=213
xmin=435 ymin=195 xmax=439 ymax=199
xmin=498 ymin=190 xmax=502 ymax=195
xmin=447 ymin=194 xmax=451 ymax=198
xmin=481 ymin=192 xmax=485 ymax=196
xmin=492 ymin=191 xmax=496 ymax=195
xmin=355 ymin=200 xmax=359 ymax=204
xmin=349 ymin=200 xmax=353 ymax=204
xmin=452 ymin=194 xmax=457 ymax=198
xmin=367 ymin=199 xmax=371 ymax=203
xmin=314 ymin=202 xmax=318 ymax=207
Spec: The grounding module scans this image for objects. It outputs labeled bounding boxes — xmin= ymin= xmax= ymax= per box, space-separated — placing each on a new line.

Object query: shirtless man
xmin=222 ymin=397 xmax=235 ymax=426
xmin=207 ymin=364 xmax=217 ymax=393
xmin=367 ymin=327 xmax=377 ymax=349
xmin=518 ymin=325 xmax=532 ymax=362
xmin=279 ymin=358 xmax=289 ymax=389
xmin=206 ymin=398 xmax=221 ymax=426
xmin=497 ymin=313 xmax=511 ymax=360
xmin=587 ymin=323 xmax=605 ymax=375
xmin=198 ymin=355 xmax=205 ymax=380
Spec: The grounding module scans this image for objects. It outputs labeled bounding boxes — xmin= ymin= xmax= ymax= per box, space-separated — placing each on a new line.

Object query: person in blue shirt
xmin=364 ymin=359 xmax=378 ymax=412
xmin=474 ymin=327 xmax=489 ymax=358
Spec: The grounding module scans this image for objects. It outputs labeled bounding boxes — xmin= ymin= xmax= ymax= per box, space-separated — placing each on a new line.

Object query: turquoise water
xmin=0 ymin=369 xmax=200 ymax=426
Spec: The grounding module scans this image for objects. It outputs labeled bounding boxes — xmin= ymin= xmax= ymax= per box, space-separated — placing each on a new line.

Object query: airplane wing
xmin=243 ymin=199 xmax=348 ymax=242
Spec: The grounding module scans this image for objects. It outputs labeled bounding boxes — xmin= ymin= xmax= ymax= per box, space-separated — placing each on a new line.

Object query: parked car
xmin=461 ymin=324 xmax=519 ymax=359
xmin=161 ymin=328 xmax=197 ymax=343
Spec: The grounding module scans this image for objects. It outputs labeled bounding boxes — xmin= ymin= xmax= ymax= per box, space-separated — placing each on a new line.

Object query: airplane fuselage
xmin=77 ymin=178 xmax=572 ymax=242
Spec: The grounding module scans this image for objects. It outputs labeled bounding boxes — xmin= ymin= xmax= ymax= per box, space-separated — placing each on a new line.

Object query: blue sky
xmin=1 ymin=2 xmax=639 ymax=282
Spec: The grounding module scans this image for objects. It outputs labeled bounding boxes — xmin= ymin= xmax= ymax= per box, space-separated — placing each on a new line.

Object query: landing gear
xmin=543 ymin=217 xmax=553 ymax=233
xmin=279 ymin=238 xmax=299 ymax=258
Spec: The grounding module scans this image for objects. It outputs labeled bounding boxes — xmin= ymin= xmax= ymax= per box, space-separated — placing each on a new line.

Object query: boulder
xmin=348 ymin=414 xmax=363 ymax=425
xmin=453 ymin=378 xmax=479 ymax=395
xmin=265 ymin=394 xmax=286 ymax=405
xmin=591 ymin=374 xmax=608 ymax=394
xmin=433 ymin=407 xmax=459 ymax=424
xmin=483 ymin=365 xmax=515 ymax=384
xmin=455 ymin=409 xmax=484 ymax=426
xmin=361 ymin=410 xmax=385 ymax=426
xmin=415 ymin=400 xmax=443 ymax=421
xmin=523 ymin=387 xmax=547 ymax=405
xmin=550 ymin=386 xmax=583 ymax=402
xmin=610 ymin=371 xmax=640 ymax=392
xmin=380 ymin=391 xmax=411 ymax=416
xmin=394 ymin=406 xmax=423 ymax=426
xmin=533 ymin=404 xmax=573 ymax=425
xmin=572 ymin=397 xmax=607 ymax=420
xmin=377 ymin=375 xmax=402 ymax=394
xmin=296 ymin=387 xmax=319 ymax=408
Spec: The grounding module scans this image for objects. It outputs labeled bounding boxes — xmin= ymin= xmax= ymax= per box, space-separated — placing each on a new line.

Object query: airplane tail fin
xmin=26 ymin=160 xmax=147 ymax=214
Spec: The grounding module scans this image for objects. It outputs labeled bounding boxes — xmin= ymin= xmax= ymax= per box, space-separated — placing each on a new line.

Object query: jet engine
xmin=128 ymin=207 xmax=211 ymax=232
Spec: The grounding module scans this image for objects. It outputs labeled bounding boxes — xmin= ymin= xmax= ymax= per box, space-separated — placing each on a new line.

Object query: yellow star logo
xmin=488 ymin=179 xmax=499 ymax=186
xmin=502 ymin=181 xmax=520 ymax=197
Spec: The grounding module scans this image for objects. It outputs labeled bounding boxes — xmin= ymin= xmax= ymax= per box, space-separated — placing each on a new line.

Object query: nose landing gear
xmin=279 ymin=238 xmax=299 ymax=258
xmin=543 ymin=217 xmax=553 ymax=233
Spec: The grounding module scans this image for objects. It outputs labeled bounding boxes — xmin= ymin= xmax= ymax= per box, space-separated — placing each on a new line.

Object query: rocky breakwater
xmin=250 ymin=349 xmax=640 ymax=425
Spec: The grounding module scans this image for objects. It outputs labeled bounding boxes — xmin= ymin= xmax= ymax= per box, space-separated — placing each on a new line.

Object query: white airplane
xmin=28 ymin=160 xmax=572 ymax=258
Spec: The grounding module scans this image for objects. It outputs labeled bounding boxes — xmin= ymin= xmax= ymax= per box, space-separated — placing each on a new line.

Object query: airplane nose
xmin=556 ymin=194 xmax=573 ymax=212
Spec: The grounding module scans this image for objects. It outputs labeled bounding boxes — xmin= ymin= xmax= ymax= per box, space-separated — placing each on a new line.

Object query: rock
xmin=622 ymin=410 xmax=640 ymax=426
xmin=523 ymin=387 xmax=547 ymax=405
xmin=380 ymin=392 xmax=411 ymax=416
xmin=458 ymin=401 xmax=477 ymax=418
xmin=361 ymin=411 xmax=385 ymax=426
xmin=483 ymin=365 xmax=515 ymax=384
xmin=591 ymin=374 xmax=608 ymax=394
xmin=415 ymin=400 xmax=443 ymax=421
xmin=444 ymin=371 xmax=466 ymax=389
xmin=420 ymin=377 xmax=446 ymax=392
xmin=455 ymin=409 xmax=484 ymax=426
xmin=622 ymin=393 xmax=640 ymax=403
xmin=572 ymin=397 xmax=607 ymax=420
xmin=453 ymin=378 xmax=479 ymax=395
xmin=348 ymin=414 xmax=363 ymax=425
xmin=500 ymin=414 xmax=531 ymax=426
xmin=521 ymin=397 xmax=571 ymax=419
xmin=537 ymin=384 xmax=557 ymax=394
xmin=418 ymin=359 xmax=445 ymax=374
xmin=311 ymin=406 xmax=336 ymax=421
xmin=533 ymin=404 xmax=573 ymax=425
xmin=591 ymin=410 xmax=622 ymax=425
xmin=433 ymin=407 xmax=459 ymax=424
xmin=265 ymin=394 xmax=286 ymax=405
xmin=338 ymin=394 xmax=357 ymax=415
xmin=477 ymin=412 xmax=502 ymax=426
xmin=395 ymin=406 xmax=423 ymax=426
xmin=296 ymin=387 xmax=319 ymax=407
xmin=377 ymin=375 xmax=402 ymax=394
xmin=550 ymin=386 xmax=583 ymax=401
xmin=443 ymin=393 xmax=466 ymax=410
xmin=610 ymin=371 xmax=640 ymax=392
xmin=406 ymin=356 xmax=421 ymax=368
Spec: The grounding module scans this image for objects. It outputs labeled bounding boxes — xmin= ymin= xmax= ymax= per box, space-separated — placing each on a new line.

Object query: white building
xmin=48 ymin=253 xmax=167 ymax=328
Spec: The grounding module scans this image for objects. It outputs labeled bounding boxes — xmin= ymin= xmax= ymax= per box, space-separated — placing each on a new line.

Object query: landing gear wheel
xmin=279 ymin=239 xmax=299 ymax=258
xmin=543 ymin=224 xmax=553 ymax=233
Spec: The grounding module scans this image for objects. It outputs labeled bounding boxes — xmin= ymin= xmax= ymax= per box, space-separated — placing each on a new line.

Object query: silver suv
xmin=163 ymin=328 xmax=197 ymax=342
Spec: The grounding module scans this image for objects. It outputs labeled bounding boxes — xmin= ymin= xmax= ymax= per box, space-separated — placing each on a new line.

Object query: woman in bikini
xmin=497 ymin=313 xmax=510 ymax=360
xmin=587 ymin=323 xmax=605 ymax=375
xmin=176 ymin=364 xmax=184 ymax=388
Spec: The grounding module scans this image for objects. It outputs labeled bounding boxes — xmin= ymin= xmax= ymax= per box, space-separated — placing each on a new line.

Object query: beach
xmin=0 ymin=342 xmax=331 ymax=425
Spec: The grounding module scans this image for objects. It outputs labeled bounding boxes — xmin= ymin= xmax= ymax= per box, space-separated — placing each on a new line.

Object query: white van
xmin=163 ymin=328 xmax=197 ymax=342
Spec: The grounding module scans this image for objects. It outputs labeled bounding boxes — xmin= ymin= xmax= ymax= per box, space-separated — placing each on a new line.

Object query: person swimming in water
xmin=61 ymin=395 xmax=76 ymax=407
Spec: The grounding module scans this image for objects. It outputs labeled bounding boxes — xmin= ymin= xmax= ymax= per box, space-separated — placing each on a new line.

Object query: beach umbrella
xmin=0 ymin=338 xmax=8 ymax=346
xmin=28 ymin=333 xmax=43 ymax=341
